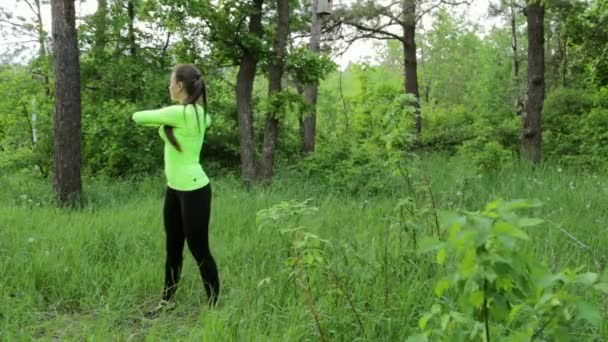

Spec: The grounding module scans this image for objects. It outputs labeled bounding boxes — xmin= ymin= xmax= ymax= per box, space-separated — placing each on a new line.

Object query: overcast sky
xmin=1 ymin=0 xmax=501 ymax=67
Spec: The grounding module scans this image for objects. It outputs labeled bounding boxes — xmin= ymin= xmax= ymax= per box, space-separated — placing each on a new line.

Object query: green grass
xmin=1 ymin=156 xmax=607 ymax=341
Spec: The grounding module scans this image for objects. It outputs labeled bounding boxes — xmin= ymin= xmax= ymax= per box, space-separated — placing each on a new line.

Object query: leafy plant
xmin=410 ymin=199 xmax=608 ymax=341
xmin=257 ymin=199 xmax=329 ymax=341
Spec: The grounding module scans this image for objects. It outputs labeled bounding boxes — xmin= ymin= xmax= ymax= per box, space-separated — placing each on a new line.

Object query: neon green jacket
xmin=132 ymin=104 xmax=210 ymax=191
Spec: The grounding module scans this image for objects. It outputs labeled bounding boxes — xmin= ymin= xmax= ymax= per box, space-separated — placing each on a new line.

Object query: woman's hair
xmin=164 ymin=64 xmax=208 ymax=152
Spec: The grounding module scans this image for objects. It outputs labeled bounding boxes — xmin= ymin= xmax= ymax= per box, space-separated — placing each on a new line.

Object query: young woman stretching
xmin=132 ymin=64 xmax=219 ymax=317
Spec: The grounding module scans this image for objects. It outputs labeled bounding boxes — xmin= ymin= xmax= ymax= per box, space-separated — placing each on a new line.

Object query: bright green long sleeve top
xmin=132 ymin=104 xmax=210 ymax=191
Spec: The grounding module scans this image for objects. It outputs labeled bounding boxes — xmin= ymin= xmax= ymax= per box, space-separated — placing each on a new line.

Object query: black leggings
xmin=162 ymin=184 xmax=219 ymax=305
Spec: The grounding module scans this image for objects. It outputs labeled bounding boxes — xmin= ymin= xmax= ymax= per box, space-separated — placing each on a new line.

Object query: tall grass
xmin=1 ymin=155 xmax=606 ymax=340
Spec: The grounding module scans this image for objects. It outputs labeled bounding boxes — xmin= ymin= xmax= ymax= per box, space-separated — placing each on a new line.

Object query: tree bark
xmin=510 ymin=0 xmax=524 ymax=116
xmin=31 ymin=0 xmax=50 ymax=96
xmin=127 ymin=0 xmax=136 ymax=56
xmin=259 ymin=0 xmax=290 ymax=180
xmin=33 ymin=0 xmax=46 ymax=58
xmin=303 ymin=0 xmax=321 ymax=153
xmin=94 ymin=0 xmax=107 ymax=58
xmin=236 ymin=0 xmax=264 ymax=184
xmin=51 ymin=0 xmax=82 ymax=206
xmin=522 ymin=2 xmax=544 ymax=163
xmin=403 ymin=0 xmax=421 ymax=134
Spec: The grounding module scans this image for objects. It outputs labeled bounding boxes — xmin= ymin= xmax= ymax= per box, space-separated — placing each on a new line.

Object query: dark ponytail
xmin=164 ymin=64 xmax=208 ymax=152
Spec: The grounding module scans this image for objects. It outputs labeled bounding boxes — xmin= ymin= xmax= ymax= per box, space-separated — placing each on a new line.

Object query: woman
xmin=132 ymin=64 xmax=219 ymax=317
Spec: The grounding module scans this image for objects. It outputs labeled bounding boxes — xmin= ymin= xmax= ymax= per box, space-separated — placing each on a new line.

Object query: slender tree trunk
xmin=51 ymin=0 xmax=82 ymax=206
xmin=297 ymin=84 xmax=305 ymax=148
xmin=94 ymin=0 xmax=107 ymax=58
xmin=236 ymin=0 xmax=264 ymax=184
xmin=32 ymin=0 xmax=50 ymax=96
xmin=522 ymin=2 xmax=544 ymax=163
xmin=127 ymin=0 xmax=136 ymax=56
xmin=545 ymin=15 xmax=555 ymax=88
xmin=561 ymin=36 xmax=568 ymax=86
xmin=303 ymin=0 xmax=321 ymax=153
xmin=510 ymin=0 xmax=524 ymax=116
xmin=160 ymin=31 xmax=172 ymax=70
xmin=259 ymin=0 xmax=290 ymax=180
xmin=34 ymin=0 xmax=46 ymax=57
xmin=419 ymin=34 xmax=431 ymax=104
xmin=403 ymin=0 xmax=421 ymax=134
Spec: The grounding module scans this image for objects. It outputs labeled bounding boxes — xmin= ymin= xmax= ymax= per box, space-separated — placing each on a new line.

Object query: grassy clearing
xmin=1 ymin=155 xmax=607 ymax=340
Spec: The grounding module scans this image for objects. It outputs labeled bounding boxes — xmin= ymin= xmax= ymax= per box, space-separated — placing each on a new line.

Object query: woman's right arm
xmin=132 ymin=106 xmax=184 ymax=127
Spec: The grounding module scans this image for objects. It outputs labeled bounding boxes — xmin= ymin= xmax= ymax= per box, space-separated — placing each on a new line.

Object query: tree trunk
xmin=51 ymin=0 xmax=82 ymax=206
xmin=510 ymin=0 xmax=523 ymax=116
xmin=94 ymin=0 xmax=107 ymax=58
xmin=33 ymin=0 xmax=46 ymax=58
xmin=561 ymin=36 xmax=568 ymax=86
xmin=127 ymin=0 xmax=136 ymax=56
xmin=259 ymin=0 xmax=290 ymax=180
xmin=403 ymin=0 xmax=421 ymax=134
xmin=236 ymin=0 xmax=264 ymax=184
xmin=303 ymin=0 xmax=321 ymax=153
xmin=32 ymin=0 xmax=50 ymax=96
xmin=297 ymin=84 xmax=305 ymax=149
xmin=522 ymin=2 xmax=544 ymax=163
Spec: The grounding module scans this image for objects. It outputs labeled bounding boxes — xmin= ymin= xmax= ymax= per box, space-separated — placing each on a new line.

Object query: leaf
xmin=506 ymin=199 xmax=543 ymax=210
xmin=419 ymin=237 xmax=443 ymax=253
xmin=576 ymin=301 xmax=601 ymax=326
xmin=496 ymin=277 xmax=513 ymax=292
xmin=419 ymin=312 xmax=434 ymax=330
xmin=460 ymin=249 xmax=477 ymax=278
xmin=508 ymin=303 xmax=525 ymax=322
xmin=257 ymin=277 xmax=271 ymax=287
xmin=517 ymin=218 xmax=544 ymax=227
xmin=405 ymin=334 xmax=428 ymax=342
xmin=539 ymin=273 xmax=567 ymax=288
xmin=440 ymin=314 xmax=450 ymax=330
xmin=434 ymin=278 xmax=450 ymax=297
xmin=468 ymin=290 xmax=484 ymax=308
xmin=593 ymin=282 xmax=608 ymax=294
xmin=493 ymin=220 xmax=530 ymax=240
xmin=575 ymin=272 xmax=598 ymax=286
xmin=436 ymin=248 xmax=447 ymax=265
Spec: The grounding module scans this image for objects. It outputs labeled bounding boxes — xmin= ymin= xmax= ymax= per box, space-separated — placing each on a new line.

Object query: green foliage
xmin=458 ymin=139 xmax=513 ymax=172
xmin=543 ymin=87 xmax=608 ymax=168
xmin=83 ymin=100 xmax=163 ymax=178
xmin=1 ymin=154 xmax=608 ymax=339
xmin=257 ymin=199 xmax=328 ymax=273
xmin=285 ymin=47 xmax=337 ymax=85
xmin=578 ymin=107 xmax=608 ymax=166
xmin=307 ymin=65 xmax=419 ymax=194
xmin=257 ymin=199 xmax=329 ymax=340
xmin=450 ymin=109 xmax=518 ymax=173
xmin=421 ymin=105 xmax=476 ymax=152
xmin=299 ymin=138 xmax=393 ymax=195
xmin=563 ymin=0 xmax=608 ymax=87
xmin=415 ymin=199 xmax=608 ymax=341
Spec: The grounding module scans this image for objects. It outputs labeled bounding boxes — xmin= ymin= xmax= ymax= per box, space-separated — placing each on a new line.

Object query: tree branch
xmin=342 ymin=20 xmax=403 ymax=41
xmin=0 ymin=18 xmax=32 ymax=31
xmin=416 ymin=0 xmax=471 ymax=22
xmin=0 ymin=39 xmax=38 ymax=45
xmin=22 ymin=0 xmax=38 ymax=18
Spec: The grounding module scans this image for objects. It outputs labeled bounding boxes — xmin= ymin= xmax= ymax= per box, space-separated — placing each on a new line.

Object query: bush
xmin=542 ymin=87 xmax=608 ymax=168
xmin=421 ymin=105 xmax=476 ymax=153
xmin=83 ymin=100 xmax=163 ymax=178
xmin=543 ymin=87 xmax=595 ymax=160
xmin=577 ymin=107 xmax=608 ymax=168
xmin=298 ymin=139 xmax=394 ymax=195
xmin=458 ymin=139 xmax=513 ymax=172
